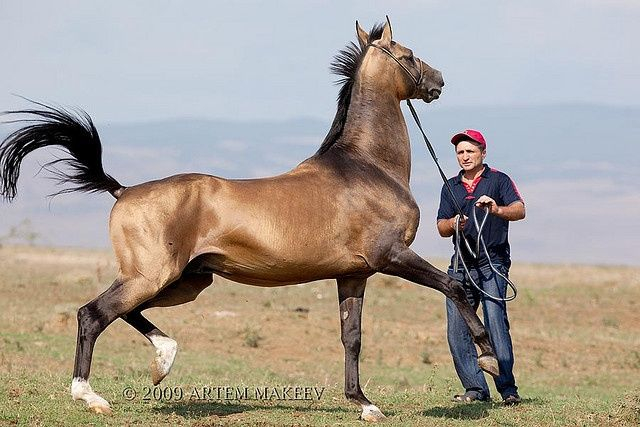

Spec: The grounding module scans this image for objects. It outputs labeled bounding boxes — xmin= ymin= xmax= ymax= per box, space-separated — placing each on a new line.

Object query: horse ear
xmin=356 ymin=21 xmax=369 ymax=50
xmin=381 ymin=16 xmax=392 ymax=43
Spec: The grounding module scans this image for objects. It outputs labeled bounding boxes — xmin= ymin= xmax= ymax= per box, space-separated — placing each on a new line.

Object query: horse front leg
xmin=378 ymin=244 xmax=499 ymax=377
xmin=336 ymin=277 xmax=385 ymax=422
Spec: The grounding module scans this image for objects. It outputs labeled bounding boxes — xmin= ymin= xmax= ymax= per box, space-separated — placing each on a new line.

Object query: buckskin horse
xmin=0 ymin=19 xmax=498 ymax=421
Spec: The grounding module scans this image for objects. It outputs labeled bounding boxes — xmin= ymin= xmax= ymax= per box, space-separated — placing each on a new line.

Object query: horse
xmin=0 ymin=18 xmax=498 ymax=422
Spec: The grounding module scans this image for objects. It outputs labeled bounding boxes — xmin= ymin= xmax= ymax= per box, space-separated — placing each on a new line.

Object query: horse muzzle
xmin=416 ymin=67 xmax=444 ymax=103
xmin=421 ymin=88 xmax=442 ymax=103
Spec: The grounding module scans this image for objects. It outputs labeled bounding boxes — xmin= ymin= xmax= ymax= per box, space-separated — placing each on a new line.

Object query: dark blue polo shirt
xmin=437 ymin=164 xmax=523 ymax=269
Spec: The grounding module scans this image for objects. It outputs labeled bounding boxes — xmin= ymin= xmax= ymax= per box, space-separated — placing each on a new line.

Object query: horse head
xmin=356 ymin=17 xmax=444 ymax=103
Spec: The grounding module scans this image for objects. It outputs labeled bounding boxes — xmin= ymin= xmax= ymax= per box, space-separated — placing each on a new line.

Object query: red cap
xmin=451 ymin=129 xmax=486 ymax=149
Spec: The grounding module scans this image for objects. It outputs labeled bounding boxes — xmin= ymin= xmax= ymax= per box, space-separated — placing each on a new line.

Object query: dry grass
xmin=1 ymin=245 xmax=639 ymax=426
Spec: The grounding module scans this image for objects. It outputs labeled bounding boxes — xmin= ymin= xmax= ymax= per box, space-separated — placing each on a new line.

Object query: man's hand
xmin=475 ymin=195 xmax=526 ymax=221
xmin=437 ymin=214 xmax=468 ymax=237
xmin=452 ymin=214 xmax=468 ymax=231
xmin=475 ymin=195 xmax=498 ymax=214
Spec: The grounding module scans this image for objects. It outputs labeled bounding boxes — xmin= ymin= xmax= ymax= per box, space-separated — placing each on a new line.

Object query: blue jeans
xmin=446 ymin=263 xmax=518 ymax=400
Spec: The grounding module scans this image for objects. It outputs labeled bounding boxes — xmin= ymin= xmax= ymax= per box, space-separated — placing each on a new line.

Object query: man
xmin=437 ymin=129 xmax=525 ymax=405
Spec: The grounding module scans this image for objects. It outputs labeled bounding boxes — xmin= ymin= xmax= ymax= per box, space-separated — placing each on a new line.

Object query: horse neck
xmin=338 ymin=81 xmax=412 ymax=186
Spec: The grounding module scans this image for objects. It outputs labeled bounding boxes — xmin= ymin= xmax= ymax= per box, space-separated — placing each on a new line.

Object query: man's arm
xmin=438 ymin=199 xmax=524 ymax=237
xmin=475 ymin=196 xmax=525 ymax=221
xmin=436 ymin=182 xmax=460 ymax=238
xmin=437 ymin=215 xmax=467 ymax=238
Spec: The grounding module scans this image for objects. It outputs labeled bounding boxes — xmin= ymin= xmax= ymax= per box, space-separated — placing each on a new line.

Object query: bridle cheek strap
xmin=368 ymin=43 xmax=423 ymax=97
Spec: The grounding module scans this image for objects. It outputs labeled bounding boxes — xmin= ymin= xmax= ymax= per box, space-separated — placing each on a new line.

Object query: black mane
xmin=315 ymin=23 xmax=385 ymax=155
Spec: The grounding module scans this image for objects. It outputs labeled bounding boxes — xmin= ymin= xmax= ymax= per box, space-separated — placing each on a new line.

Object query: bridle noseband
xmin=368 ymin=43 xmax=423 ymax=97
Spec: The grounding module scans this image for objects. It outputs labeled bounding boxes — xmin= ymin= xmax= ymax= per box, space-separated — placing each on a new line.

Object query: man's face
xmin=455 ymin=140 xmax=486 ymax=172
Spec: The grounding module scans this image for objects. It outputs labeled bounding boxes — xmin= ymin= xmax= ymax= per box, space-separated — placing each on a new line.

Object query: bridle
xmin=369 ymin=41 xmax=518 ymax=302
xmin=368 ymin=43 xmax=423 ymax=97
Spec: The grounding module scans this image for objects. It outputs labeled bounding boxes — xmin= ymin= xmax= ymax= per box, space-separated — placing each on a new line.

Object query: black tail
xmin=0 ymin=100 xmax=124 ymax=201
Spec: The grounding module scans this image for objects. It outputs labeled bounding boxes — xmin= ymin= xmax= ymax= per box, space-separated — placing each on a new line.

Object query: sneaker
xmin=452 ymin=390 xmax=490 ymax=403
xmin=503 ymin=394 xmax=522 ymax=405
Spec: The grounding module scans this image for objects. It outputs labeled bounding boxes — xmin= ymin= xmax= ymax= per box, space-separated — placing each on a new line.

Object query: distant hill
xmin=1 ymin=104 xmax=638 ymax=266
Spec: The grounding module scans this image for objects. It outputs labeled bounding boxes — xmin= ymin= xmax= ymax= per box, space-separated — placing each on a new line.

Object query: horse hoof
xmin=71 ymin=378 xmax=112 ymax=415
xmin=88 ymin=403 xmax=112 ymax=415
xmin=151 ymin=358 xmax=168 ymax=386
xmin=478 ymin=354 xmax=500 ymax=377
xmin=361 ymin=404 xmax=386 ymax=422
xmin=149 ymin=336 xmax=177 ymax=385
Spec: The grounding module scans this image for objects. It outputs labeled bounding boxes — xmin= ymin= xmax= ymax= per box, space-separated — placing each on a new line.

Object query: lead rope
xmin=406 ymin=99 xmax=517 ymax=302
xmin=369 ymin=42 xmax=517 ymax=301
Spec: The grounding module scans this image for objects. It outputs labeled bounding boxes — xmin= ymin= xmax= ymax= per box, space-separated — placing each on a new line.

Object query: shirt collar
xmin=454 ymin=164 xmax=491 ymax=184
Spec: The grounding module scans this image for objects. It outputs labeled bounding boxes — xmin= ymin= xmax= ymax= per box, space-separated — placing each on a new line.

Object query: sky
xmin=1 ymin=1 xmax=639 ymax=123
xmin=1 ymin=1 xmax=639 ymax=266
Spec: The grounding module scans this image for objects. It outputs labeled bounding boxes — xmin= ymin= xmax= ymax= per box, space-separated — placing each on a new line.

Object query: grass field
xmin=1 ymin=245 xmax=639 ymax=426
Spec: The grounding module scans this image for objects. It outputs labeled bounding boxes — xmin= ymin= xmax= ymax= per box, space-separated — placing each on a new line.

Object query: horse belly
xmin=190 ymin=249 xmax=365 ymax=287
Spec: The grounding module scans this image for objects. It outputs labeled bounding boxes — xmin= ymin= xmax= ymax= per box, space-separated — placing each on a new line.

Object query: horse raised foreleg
xmin=337 ymin=277 xmax=385 ymax=422
xmin=379 ymin=244 xmax=499 ymax=377
xmin=122 ymin=273 xmax=213 ymax=385
xmin=71 ymin=277 xmax=160 ymax=414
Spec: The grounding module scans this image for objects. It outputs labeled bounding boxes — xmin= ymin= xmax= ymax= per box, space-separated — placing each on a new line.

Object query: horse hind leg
xmin=123 ymin=273 xmax=213 ymax=385
xmin=71 ymin=276 xmax=162 ymax=414
xmin=122 ymin=311 xmax=178 ymax=386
